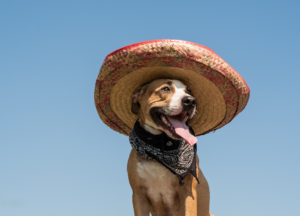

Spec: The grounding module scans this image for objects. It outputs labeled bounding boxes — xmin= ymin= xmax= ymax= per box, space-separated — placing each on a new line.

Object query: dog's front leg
xmin=132 ymin=191 xmax=150 ymax=216
xmin=183 ymin=191 xmax=198 ymax=216
xmin=128 ymin=150 xmax=151 ymax=216
xmin=178 ymin=174 xmax=199 ymax=216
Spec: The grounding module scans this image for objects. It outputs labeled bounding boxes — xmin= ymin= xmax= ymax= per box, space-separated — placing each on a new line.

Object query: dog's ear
xmin=131 ymin=90 xmax=141 ymax=114
xmin=131 ymin=84 xmax=149 ymax=115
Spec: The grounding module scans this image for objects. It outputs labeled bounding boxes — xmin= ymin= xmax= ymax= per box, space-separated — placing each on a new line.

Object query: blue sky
xmin=0 ymin=0 xmax=299 ymax=215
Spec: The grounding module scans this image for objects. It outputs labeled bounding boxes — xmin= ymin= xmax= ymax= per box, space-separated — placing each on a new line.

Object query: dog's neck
xmin=138 ymin=119 xmax=162 ymax=135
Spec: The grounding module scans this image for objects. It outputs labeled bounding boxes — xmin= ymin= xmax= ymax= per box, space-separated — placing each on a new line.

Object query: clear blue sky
xmin=1 ymin=0 xmax=299 ymax=215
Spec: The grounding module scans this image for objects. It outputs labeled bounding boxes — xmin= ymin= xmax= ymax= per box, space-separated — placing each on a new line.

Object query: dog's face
xmin=132 ymin=79 xmax=197 ymax=142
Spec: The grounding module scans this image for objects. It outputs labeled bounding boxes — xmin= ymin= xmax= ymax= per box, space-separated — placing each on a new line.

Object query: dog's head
xmin=131 ymin=79 xmax=197 ymax=145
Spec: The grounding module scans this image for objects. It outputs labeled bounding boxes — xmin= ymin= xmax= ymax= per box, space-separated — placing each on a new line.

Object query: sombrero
xmin=94 ymin=39 xmax=250 ymax=136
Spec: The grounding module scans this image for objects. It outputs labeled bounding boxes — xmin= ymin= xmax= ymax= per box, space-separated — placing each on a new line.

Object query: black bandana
xmin=129 ymin=121 xmax=199 ymax=186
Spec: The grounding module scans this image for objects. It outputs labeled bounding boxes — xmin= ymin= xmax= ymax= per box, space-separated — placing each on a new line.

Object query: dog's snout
xmin=182 ymin=96 xmax=196 ymax=108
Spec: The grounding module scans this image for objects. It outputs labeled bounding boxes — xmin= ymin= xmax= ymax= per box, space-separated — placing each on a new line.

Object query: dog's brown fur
xmin=127 ymin=79 xmax=213 ymax=216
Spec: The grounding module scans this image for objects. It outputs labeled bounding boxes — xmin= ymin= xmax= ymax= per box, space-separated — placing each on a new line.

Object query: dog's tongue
xmin=166 ymin=116 xmax=197 ymax=146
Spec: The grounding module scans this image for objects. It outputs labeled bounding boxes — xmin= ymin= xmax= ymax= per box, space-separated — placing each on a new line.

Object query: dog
xmin=127 ymin=79 xmax=213 ymax=216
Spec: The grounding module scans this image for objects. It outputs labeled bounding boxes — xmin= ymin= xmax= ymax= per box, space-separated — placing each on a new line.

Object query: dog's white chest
xmin=136 ymin=159 xmax=178 ymax=204
xmin=137 ymin=160 xmax=171 ymax=180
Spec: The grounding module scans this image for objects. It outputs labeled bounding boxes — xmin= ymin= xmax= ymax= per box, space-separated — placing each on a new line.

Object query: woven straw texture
xmin=94 ymin=40 xmax=250 ymax=136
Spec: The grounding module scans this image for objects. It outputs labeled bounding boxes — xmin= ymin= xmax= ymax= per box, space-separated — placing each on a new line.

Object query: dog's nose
xmin=182 ymin=96 xmax=196 ymax=108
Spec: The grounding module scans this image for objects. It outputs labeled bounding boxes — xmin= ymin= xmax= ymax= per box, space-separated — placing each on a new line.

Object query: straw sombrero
xmin=94 ymin=39 xmax=250 ymax=136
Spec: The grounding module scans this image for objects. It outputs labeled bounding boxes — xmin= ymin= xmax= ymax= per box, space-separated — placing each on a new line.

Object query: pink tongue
xmin=166 ymin=116 xmax=197 ymax=146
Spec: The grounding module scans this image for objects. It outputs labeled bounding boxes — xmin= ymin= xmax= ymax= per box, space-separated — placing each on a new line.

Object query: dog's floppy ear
xmin=131 ymin=90 xmax=141 ymax=115
xmin=131 ymin=84 xmax=149 ymax=115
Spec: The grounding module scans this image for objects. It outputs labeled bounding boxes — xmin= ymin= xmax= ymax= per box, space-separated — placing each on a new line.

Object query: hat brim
xmin=95 ymin=40 xmax=250 ymax=136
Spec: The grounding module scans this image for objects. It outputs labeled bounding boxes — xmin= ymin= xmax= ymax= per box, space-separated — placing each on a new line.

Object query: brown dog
xmin=127 ymin=79 xmax=213 ymax=216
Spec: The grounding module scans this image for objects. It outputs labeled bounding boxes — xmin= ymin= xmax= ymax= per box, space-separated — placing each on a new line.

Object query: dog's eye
xmin=186 ymin=87 xmax=192 ymax=94
xmin=161 ymin=87 xmax=170 ymax=92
